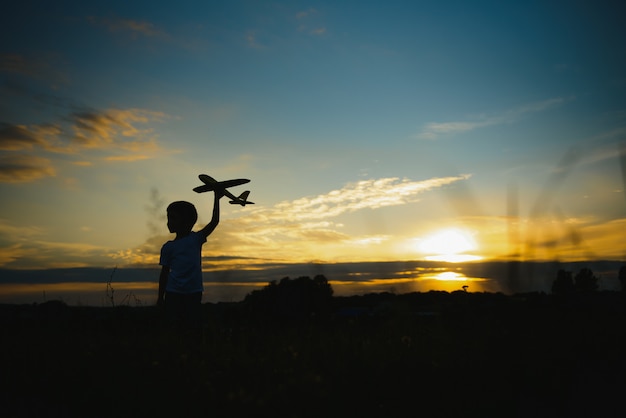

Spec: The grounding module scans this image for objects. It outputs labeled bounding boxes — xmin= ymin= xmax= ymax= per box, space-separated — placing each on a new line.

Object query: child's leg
xmin=164 ymin=292 xmax=184 ymax=328
xmin=165 ymin=292 xmax=202 ymax=338
xmin=183 ymin=292 xmax=202 ymax=332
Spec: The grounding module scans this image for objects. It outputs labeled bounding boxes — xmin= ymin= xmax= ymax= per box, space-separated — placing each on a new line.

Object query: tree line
xmin=552 ymin=265 xmax=626 ymax=295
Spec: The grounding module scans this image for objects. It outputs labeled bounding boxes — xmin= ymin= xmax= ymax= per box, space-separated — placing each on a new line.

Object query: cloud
xmin=0 ymin=54 xmax=41 ymax=77
xmin=1 ymin=108 xmax=166 ymax=153
xmin=0 ymin=123 xmax=62 ymax=151
xmin=0 ymin=219 xmax=45 ymax=240
xmin=0 ymin=220 xmax=107 ymax=268
xmin=69 ymin=108 xmax=166 ymax=150
xmin=296 ymin=8 xmax=318 ymax=19
xmin=310 ymin=27 xmax=327 ymax=36
xmin=0 ymin=107 xmax=170 ymax=182
xmin=11 ymin=240 xmax=114 ymax=269
xmin=269 ymin=175 xmax=470 ymax=222
xmin=72 ymin=161 xmax=93 ymax=167
xmin=295 ymin=8 xmax=326 ymax=36
xmin=0 ymin=243 xmax=26 ymax=266
xmin=110 ymin=234 xmax=166 ymax=267
xmin=417 ymin=121 xmax=494 ymax=139
xmin=0 ymin=54 xmax=69 ymax=87
xmin=571 ymin=133 xmax=626 ymax=169
xmin=103 ymin=154 xmax=152 ymax=162
xmin=117 ymin=174 xmax=471 ymax=268
xmin=87 ymin=16 xmax=167 ymax=39
xmin=1 ymin=80 xmax=78 ymax=111
xmin=86 ymin=15 xmax=213 ymax=53
xmin=204 ymin=175 xmax=472 ymax=262
xmin=417 ymin=97 xmax=568 ymax=140
xmin=0 ymin=154 xmax=56 ymax=183
xmin=245 ymin=31 xmax=265 ymax=49
xmin=513 ymin=97 xmax=566 ymax=114
xmin=0 ymin=123 xmax=45 ymax=151
xmin=0 ymin=233 xmax=115 ymax=269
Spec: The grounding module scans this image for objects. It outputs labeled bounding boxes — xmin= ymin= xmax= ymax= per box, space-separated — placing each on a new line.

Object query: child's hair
xmin=167 ymin=201 xmax=198 ymax=231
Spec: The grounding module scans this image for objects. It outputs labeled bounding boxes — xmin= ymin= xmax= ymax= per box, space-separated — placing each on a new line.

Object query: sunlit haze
xmin=1 ymin=1 xmax=625 ymax=305
xmin=417 ymin=228 xmax=482 ymax=262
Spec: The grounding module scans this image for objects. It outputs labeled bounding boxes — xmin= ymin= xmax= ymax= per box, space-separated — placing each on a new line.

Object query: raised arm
xmin=199 ymin=190 xmax=223 ymax=238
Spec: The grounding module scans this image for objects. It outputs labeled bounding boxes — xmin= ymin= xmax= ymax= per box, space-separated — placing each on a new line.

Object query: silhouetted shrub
xmin=244 ymin=275 xmax=333 ymax=319
xmin=551 ymin=269 xmax=574 ymax=296
xmin=574 ymin=268 xmax=598 ymax=293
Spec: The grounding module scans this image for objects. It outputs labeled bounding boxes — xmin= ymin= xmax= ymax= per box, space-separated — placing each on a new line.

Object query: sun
xmin=417 ymin=228 xmax=482 ymax=262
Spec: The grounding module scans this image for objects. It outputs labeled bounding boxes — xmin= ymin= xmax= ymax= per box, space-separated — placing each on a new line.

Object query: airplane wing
xmin=193 ymin=185 xmax=213 ymax=193
xmin=194 ymin=174 xmax=250 ymax=196
xmin=198 ymin=174 xmax=249 ymax=189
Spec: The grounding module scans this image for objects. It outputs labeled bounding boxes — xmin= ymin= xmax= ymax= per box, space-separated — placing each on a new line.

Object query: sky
xmin=1 ymin=0 xmax=625 ymax=304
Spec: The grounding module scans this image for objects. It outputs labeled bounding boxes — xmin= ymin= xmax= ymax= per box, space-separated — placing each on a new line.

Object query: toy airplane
xmin=193 ymin=174 xmax=255 ymax=206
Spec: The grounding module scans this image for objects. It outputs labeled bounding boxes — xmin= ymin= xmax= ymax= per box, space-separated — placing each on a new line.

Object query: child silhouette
xmin=157 ymin=190 xmax=223 ymax=333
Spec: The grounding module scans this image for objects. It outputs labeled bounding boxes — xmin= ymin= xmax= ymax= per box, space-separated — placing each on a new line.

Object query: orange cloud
xmin=104 ymin=154 xmax=152 ymax=162
xmin=0 ymin=154 xmax=56 ymax=183
xmin=72 ymin=161 xmax=93 ymax=166
xmin=0 ymin=221 xmax=47 ymax=265
xmin=1 ymin=108 xmax=165 ymax=153
xmin=196 ymin=175 xmax=473 ymax=263
xmin=0 ymin=107 xmax=170 ymax=182
xmin=0 ymin=123 xmax=61 ymax=151
xmin=0 ymin=238 xmax=115 ymax=269
xmin=115 ymin=175 xmax=472 ymax=268
xmin=69 ymin=108 xmax=166 ymax=149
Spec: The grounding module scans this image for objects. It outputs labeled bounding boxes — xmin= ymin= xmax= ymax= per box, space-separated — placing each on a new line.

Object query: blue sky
xmin=1 ymin=0 xmax=625 ymax=302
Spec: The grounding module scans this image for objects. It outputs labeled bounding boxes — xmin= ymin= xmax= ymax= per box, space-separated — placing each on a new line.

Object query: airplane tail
xmin=229 ymin=191 xmax=254 ymax=206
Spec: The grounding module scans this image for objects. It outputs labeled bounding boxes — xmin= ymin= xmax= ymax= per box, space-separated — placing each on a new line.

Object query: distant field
xmin=1 ymin=260 xmax=623 ymax=306
xmin=2 ymin=291 xmax=626 ymax=418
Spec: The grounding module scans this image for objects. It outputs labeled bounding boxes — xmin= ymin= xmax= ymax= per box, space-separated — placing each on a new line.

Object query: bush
xmin=244 ymin=275 xmax=333 ymax=319
xmin=574 ymin=268 xmax=598 ymax=293
xmin=551 ymin=269 xmax=574 ymax=296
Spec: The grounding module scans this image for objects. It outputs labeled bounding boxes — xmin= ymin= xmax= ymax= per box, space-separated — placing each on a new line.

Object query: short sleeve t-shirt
xmin=159 ymin=232 xmax=207 ymax=294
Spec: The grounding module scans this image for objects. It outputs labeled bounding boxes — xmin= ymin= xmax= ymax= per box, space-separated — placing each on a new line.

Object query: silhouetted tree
xmin=551 ymin=269 xmax=574 ymax=296
xmin=244 ymin=275 xmax=333 ymax=319
xmin=574 ymin=268 xmax=598 ymax=293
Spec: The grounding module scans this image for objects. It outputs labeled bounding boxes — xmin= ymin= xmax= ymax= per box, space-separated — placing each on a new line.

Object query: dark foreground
xmin=2 ymin=291 xmax=626 ymax=418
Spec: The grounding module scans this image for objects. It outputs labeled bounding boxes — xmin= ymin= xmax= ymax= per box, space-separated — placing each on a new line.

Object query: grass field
xmin=2 ymin=291 xmax=626 ymax=418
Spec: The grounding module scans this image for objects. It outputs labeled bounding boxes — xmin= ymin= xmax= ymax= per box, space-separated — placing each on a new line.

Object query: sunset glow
xmin=1 ymin=1 xmax=625 ymax=304
xmin=433 ymin=272 xmax=467 ymax=281
xmin=417 ymin=229 xmax=483 ymax=263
